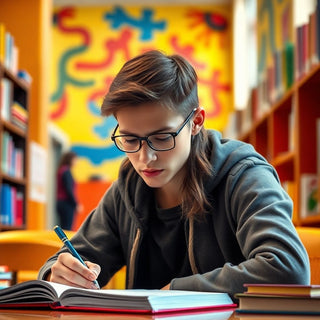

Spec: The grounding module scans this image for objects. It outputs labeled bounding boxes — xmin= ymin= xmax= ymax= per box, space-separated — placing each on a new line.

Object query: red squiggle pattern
xmin=199 ymin=70 xmax=231 ymax=118
xmin=56 ymin=7 xmax=91 ymax=45
xmin=51 ymin=91 xmax=68 ymax=120
xmin=76 ymin=29 xmax=132 ymax=70
xmin=88 ymin=77 xmax=113 ymax=103
xmin=170 ymin=36 xmax=206 ymax=70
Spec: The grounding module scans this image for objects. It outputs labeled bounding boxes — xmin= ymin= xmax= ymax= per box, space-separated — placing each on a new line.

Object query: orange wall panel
xmin=73 ymin=180 xmax=111 ymax=230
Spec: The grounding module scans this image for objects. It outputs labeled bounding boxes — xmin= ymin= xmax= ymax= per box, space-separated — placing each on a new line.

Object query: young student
xmin=56 ymin=151 xmax=80 ymax=230
xmin=39 ymin=50 xmax=310 ymax=295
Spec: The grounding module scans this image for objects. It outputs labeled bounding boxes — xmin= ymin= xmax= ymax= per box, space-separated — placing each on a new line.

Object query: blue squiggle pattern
xmin=104 ymin=6 xmax=166 ymax=41
xmin=71 ymin=144 xmax=124 ymax=165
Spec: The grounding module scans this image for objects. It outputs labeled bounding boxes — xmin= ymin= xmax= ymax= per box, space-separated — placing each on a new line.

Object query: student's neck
xmin=155 ymin=186 xmax=182 ymax=209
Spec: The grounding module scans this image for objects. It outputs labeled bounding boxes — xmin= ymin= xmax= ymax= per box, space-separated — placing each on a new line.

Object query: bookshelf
xmin=0 ymin=55 xmax=30 ymax=231
xmin=227 ymin=0 xmax=320 ymax=227
xmin=238 ymin=63 xmax=320 ymax=226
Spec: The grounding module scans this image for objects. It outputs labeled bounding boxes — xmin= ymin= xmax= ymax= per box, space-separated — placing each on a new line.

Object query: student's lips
xmin=142 ymin=169 xmax=163 ymax=177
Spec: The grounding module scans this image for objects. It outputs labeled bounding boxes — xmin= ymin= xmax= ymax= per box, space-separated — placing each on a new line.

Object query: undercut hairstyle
xmin=101 ymin=50 xmax=212 ymax=219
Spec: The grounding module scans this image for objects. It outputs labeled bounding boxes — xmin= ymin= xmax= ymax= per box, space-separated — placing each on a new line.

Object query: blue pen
xmin=53 ymin=225 xmax=100 ymax=289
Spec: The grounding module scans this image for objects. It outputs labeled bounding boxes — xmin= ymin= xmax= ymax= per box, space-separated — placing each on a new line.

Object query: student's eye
xmin=123 ymin=137 xmax=138 ymax=145
xmin=152 ymin=134 xmax=172 ymax=142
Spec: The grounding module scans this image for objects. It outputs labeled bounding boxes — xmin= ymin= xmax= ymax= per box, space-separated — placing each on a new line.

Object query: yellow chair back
xmin=296 ymin=227 xmax=320 ymax=284
xmin=0 ymin=229 xmax=74 ymax=283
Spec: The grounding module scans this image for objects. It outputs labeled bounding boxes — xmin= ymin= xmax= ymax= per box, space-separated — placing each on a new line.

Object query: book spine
xmin=316 ymin=0 xmax=320 ymax=62
xmin=300 ymin=174 xmax=318 ymax=218
xmin=1 ymin=131 xmax=25 ymax=179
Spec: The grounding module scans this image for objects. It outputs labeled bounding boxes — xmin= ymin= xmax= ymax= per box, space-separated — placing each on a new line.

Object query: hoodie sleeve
xmin=170 ymin=157 xmax=310 ymax=296
xmin=38 ymin=182 xmax=126 ymax=287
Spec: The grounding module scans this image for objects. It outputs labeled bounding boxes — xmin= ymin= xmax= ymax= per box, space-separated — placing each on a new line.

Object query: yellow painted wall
xmin=0 ymin=0 xmax=52 ymax=229
xmin=51 ymin=5 xmax=233 ymax=183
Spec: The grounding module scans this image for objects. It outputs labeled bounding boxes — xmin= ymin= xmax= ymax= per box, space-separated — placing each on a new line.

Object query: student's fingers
xmin=50 ymin=253 xmax=97 ymax=289
xmin=161 ymin=283 xmax=170 ymax=290
xmin=85 ymin=261 xmax=101 ymax=279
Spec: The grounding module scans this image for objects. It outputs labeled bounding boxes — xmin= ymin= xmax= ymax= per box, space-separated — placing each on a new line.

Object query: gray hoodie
xmin=39 ymin=130 xmax=310 ymax=295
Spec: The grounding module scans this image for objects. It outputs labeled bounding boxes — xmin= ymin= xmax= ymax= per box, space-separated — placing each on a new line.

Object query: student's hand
xmin=49 ymin=252 xmax=101 ymax=289
xmin=161 ymin=283 xmax=170 ymax=290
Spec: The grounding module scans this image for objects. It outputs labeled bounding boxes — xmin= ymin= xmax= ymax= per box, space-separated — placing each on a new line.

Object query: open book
xmin=0 ymin=280 xmax=236 ymax=314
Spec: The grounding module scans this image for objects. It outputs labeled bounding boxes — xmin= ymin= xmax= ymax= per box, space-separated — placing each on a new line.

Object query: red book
xmin=15 ymin=191 xmax=24 ymax=226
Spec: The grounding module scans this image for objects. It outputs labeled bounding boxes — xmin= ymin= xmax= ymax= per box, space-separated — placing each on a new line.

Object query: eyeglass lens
xmin=115 ymin=133 xmax=175 ymax=152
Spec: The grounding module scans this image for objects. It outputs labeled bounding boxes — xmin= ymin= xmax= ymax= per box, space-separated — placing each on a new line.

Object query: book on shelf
xmin=0 ymin=78 xmax=12 ymax=122
xmin=317 ymin=118 xmax=320 ymax=174
xmin=0 ymin=280 xmax=236 ymax=314
xmin=3 ymin=30 xmax=18 ymax=74
xmin=10 ymin=101 xmax=28 ymax=131
xmin=300 ymin=174 xmax=318 ymax=218
xmin=284 ymin=42 xmax=295 ymax=89
xmin=0 ymin=183 xmax=24 ymax=227
xmin=0 ymin=23 xmax=5 ymax=64
xmin=1 ymin=131 xmax=24 ymax=179
xmin=316 ymin=0 xmax=320 ymax=63
xmin=294 ymin=2 xmax=320 ymax=80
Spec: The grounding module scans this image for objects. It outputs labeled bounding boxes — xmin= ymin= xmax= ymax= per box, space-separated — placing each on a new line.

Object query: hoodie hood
xmin=205 ymin=130 xmax=266 ymax=191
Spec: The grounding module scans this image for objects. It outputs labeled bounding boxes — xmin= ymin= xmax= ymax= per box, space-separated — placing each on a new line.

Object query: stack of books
xmin=0 ymin=266 xmax=12 ymax=289
xmin=11 ymin=101 xmax=28 ymax=131
xmin=236 ymin=283 xmax=320 ymax=315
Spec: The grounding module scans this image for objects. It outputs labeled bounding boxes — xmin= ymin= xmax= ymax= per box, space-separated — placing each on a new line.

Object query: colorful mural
xmin=257 ymin=0 xmax=293 ymax=75
xmin=50 ymin=5 xmax=232 ymax=182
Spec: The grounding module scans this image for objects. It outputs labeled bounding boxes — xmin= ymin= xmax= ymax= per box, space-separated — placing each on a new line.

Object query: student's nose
xmin=139 ymin=141 xmax=157 ymax=164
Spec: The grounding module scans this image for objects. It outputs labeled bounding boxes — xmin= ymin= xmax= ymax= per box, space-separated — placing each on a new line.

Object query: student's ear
xmin=191 ymin=107 xmax=205 ymax=135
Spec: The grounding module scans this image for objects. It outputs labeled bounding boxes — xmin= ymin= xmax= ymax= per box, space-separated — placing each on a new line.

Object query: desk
xmin=1 ymin=309 xmax=320 ymax=320
xmin=0 ymin=309 xmax=235 ymax=320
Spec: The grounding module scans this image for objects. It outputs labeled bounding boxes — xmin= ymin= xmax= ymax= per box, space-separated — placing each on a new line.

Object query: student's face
xmin=115 ymin=104 xmax=194 ymax=190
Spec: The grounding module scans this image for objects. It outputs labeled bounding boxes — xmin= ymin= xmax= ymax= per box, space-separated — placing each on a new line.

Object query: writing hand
xmin=49 ymin=252 xmax=101 ymax=289
xmin=161 ymin=283 xmax=170 ymax=290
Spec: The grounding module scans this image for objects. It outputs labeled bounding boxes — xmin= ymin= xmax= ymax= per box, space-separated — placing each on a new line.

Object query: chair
xmin=0 ymin=229 xmax=74 ymax=284
xmin=296 ymin=227 xmax=320 ymax=284
xmin=0 ymin=229 xmax=126 ymax=288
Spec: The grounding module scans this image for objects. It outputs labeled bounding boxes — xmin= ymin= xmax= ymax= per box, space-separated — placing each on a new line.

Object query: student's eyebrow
xmin=119 ymin=125 xmax=174 ymax=136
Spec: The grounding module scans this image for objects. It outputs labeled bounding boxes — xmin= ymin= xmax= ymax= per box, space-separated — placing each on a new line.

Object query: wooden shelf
xmin=1 ymin=173 xmax=27 ymax=186
xmin=2 ymin=120 xmax=27 ymax=138
xmin=0 ymin=224 xmax=26 ymax=232
xmin=0 ymin=60 xmax=30 ymax=231
xmin=272 ymin=151 xmax=295 ymax=168
xmin=299 ymin=215 xmax=320 ymax=227
xmin=237 ymin=64 xmax=320 ymax=226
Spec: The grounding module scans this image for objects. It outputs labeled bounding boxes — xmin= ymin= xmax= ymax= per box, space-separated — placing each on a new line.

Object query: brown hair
xmin=58 ymin=151 xmax=77 ymax=168
xmin=101 ymin=50 xmax=212 ymax=218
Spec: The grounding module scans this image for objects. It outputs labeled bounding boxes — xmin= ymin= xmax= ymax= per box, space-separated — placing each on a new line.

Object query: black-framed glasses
xmin=111 ymin=108 xmax=197 ymax=153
